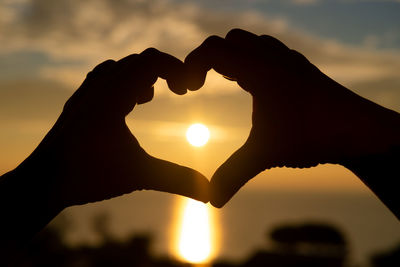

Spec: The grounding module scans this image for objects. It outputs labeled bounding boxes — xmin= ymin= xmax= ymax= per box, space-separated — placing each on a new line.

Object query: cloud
xmin=0 ymin=0 xmax=399 ymax=110
xmin=1 ymin=0 xmax=202 ymax=58
xmin=290 ymin=0 xmax=319 ymax=5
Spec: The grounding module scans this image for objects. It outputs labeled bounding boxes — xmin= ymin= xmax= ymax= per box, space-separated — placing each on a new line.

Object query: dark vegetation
xmin=6 ymin=215 xmax=400 ymax=267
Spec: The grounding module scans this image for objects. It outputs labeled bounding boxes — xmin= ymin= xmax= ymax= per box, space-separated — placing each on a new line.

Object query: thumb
xmin=141 ymin=155 xmax=210 ymax=203
xmin=210 ymin=136 xmax=266 ymax=208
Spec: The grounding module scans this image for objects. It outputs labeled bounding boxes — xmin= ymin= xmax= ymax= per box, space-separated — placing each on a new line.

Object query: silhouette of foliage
xmin=6 ymin=213 xmax=188 ymax=267
xmin=371 ymin=242 xmax=400 ymax=267
xmin=239 ymin=221 xmax=349 ymax=267
xmin=6 ymin=218 xmax=399 ymax=267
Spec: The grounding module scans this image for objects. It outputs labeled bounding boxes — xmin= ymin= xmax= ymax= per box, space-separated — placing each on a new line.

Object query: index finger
xmin=140 ymin=48 xmax=188 ymax=95
xmin=184 ymin=35 xmax=248 ymax=91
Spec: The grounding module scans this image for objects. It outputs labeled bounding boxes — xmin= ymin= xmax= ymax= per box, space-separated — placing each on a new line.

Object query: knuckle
xmin=260 ymin=35 xmax=289 ymax=50
xmin=203 ymin=35 xmax=223 ymax=46
xmin=289 ymin=49 xmax=308 ymax=62
xmin=63 ymin=98 xmax=72 ymax=111
xmin=102 ymin=59 xmax=116 ymax=65
xmin=259 ymin=34 xmax=275 ymax=41
xmin=116 ymin=54 xmax=140 ymax=68
xmin=141 ymin=47 xmax=159 ymax=56
xmin=90 ymin=59 xmax=116 ymax=75
xmin=225 ymin=28 xmax=245 ymax=39
xmin=186 ymin=35 xmax=223 ymax=63
xmin=118 ymin=53 xmax=139 ymax=63
xmin=95 ymin=59 xmax=116 ymax=69
xmin=86 ymin=70 xmax=94 ymax=79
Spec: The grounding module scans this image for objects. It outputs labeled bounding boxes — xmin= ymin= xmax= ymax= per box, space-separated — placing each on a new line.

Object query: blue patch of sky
xmin=0 ymin=51 xmax=84 ymax=81
xmin=0 ymin=51 xmax=48 ymax=81
xmin=178 ymin=0 xmax=400 ymax=49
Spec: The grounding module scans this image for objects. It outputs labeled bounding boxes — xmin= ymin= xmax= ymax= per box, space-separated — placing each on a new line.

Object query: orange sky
xmin=2 ymin=3 xmax=399 ymax=264
xmin=1 ymin=2 xmax=399 ymax=192
xmin=0 ymin=72 xmax=369 ymax=193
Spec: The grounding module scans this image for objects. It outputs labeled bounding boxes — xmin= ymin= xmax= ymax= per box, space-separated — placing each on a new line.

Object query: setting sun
xmin=186 ymin=123 xmax=210 ymax=147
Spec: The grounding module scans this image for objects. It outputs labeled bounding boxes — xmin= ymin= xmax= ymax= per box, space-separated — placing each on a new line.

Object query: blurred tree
xmin=270 ymin=222 xmax=347 ymax=258
xmin=5 ymin=212 xmax=188 ymax=267
xmin=241 ymin=221 xmax=349 ymax=267
xmin=371 ymin=242 xmax=400 ymax=267
xmin=92 ymin=212 xmax=113 ymax=244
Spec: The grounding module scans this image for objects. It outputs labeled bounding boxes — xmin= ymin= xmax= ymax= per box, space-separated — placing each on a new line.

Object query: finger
xmin=140 ymin=48 xmax=188 ymax=95
xmin=185 ymin=35 xmax=244 ymax=90
xmin=137 ymin=85 xmax=155 ymax=104
xmin=112 ymin=54 xmax=157 ymax=114
xmin=141 ymin=155 xmax=210 ymax=203
xmin=117 ymin=54 xmax=158 ymax=90
xmin=90 ymin=59 xmax=117 ymax=77
xmin=84 ymin=59 xmax=118 ymax=87
xmin=225 ymin=28 xmax=261 ymax=49
xmin=210 ymin=137 xmax=266 ymax=208
xmin=225 ymin=28 xmax=289 ymax=54
xmin=65 ymin=59 xmax=117 ymax=111
xmin=225 ymin=29 xmax=291 ymax=68
xmin=259 ymin=35 xmax=289 ymax=51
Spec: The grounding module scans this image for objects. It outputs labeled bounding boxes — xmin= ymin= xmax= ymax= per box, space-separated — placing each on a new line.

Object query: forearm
xmin=0 ymin=153 xmax=64 ymax=249
xmin=343 ymin=147 xmax=400 ymax=219
xmin=340 ymin=97 xmax=400 ymax=219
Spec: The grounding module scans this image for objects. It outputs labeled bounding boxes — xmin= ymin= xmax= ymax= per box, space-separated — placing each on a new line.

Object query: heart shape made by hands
xmin=36 ymin=29 xmax=371 ymax=211
xmin=181 ymin=29 xmax=361 ymax=208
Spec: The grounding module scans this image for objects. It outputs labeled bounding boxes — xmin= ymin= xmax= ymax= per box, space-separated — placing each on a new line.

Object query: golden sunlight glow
xmin=178 ymin=199 xmax=212 ymax=263
xmin=186 ymin=123 xmax=210 ymax=147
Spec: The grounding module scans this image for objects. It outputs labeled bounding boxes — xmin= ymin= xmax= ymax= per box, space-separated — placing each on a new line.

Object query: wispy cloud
xmin=1 ymin=0 xmax=399 ymax=109
xmin=290 ymin=0 xmax=319 ymax=5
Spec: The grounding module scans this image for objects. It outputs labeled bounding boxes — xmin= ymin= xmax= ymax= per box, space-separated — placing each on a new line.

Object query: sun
xmin=186 ymin=123 xmax=210 ymax=147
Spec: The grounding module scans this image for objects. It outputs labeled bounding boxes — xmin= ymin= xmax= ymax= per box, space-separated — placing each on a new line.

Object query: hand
xmin=185 ymin=29 xmax=399 ymax=208
xmin=19 ymin=48 xmax=209 ymax=209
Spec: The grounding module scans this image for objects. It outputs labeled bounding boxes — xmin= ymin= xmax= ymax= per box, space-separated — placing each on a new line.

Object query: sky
xmin=1 ymin=0 xmax=400 ymax=190
xmin=1 ymin=0 xmax=400 ymax=263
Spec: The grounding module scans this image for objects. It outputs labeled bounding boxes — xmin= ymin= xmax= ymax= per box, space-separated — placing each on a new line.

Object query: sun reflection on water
xmin=173 ymin=198 xmax=218 ymax=264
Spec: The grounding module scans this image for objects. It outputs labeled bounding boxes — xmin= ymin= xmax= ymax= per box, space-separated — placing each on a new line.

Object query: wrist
xmin=334 ymin=90 xmax=400 ymax=218
xmin=0 ymin=150 xmax=66 ymax=243
xmin=16 ymin=148 xmax=67 ymax=213
xmin=340 ymin=144 xmax=400 ymax=219
xmin=341 ymin=95 xmax=400 ymax=161
xmin=317 ymin=77 xmax=400 ymax=163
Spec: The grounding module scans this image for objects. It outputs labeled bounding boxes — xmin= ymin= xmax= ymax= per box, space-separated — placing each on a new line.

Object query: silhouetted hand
xmin=185 ymin=29 xmax=400 ymax=212
xmin=35 ymin=48 xmax=209 ymax=206
xmin=0 ymin=48 xmax=209 ymax=246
